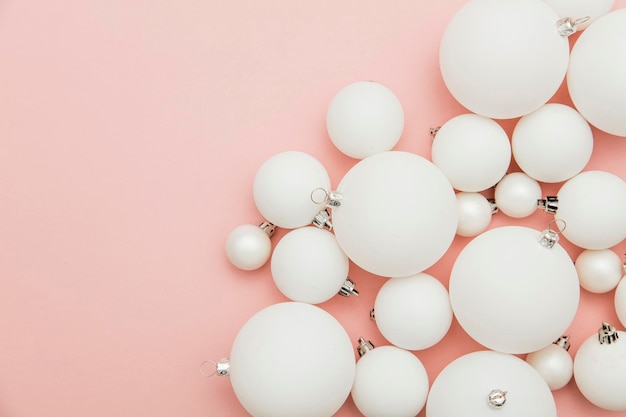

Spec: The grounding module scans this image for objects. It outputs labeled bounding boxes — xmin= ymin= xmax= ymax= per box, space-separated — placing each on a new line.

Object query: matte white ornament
xmin=575 ymin=249 xmax=623 ymax=293
xmin=615 ymin=277 xmax=626 ymax=328
xmin=494 ymin=173 xmax=542 ymax=218
xmin=439 ymin=0 xmax=570 ymax=119
xmin=568 ymin=9 xmax=626 ymax=137
xmin=574 ymin=322 xmax=626 ymax=411
xmin=326 ymin=81 xmax=404 ymax=159
xmin=455 ymin=192 xmax=494 ymax=237
xmin=225 ymin=222 xmax=275 ymax=270
xmin=431 ymin=114 xmax=511 ymax=192
xmin=426 ymin=350 xmax=557 ymax=417
xmin=332 ymin=151 xmax=458 ymax=277
xmin=449 ymin=226 xmax=580 ymax=354
xmin=374 ymin=273 xmax=453 ymax=350
xmin=253 ymin=151 xmax=331 ymax=229
xmin=543 ymin=0 xmax=614 ymax=30
xmin=512 ymin=104 xmax=593 ymax=183
xmin=525 ymin=336 xmax=573 ymax=390
xmin=228 ymin=302 xmax=355 ymax=417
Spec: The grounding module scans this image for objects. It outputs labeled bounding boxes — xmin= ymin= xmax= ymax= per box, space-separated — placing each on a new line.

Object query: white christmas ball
xmin=426 ymin=350 xmax=557 ymax=417
xmin=229 ymin=302 xmax=355 ymax=417
xmin=439 ymin=0 xmax=569 ymax=119
xmin=352 ymin=346 xmax=429 ymax=417
xmin=568 ymin=9 xmax=626 ymax=137
xmin=271 ymin=227 xmax=349 ymax=304
xmin=512 ymin=104 xmax=593 ymax=183
xmin=494 ymin=173 xmax=543 ymax=218
xmin=332 ymin=151 xmax=458 ymax=277
xmin=615 ymin=277 xmax=626 ymax=328
xmin=374 ymin=273 xmax=453 ymax=350
xmin=556 ymin=170 xmax=626 ymax=249
xmin=449 ymin=226 xmax=580 ymax=354
xmin=253 ymin=151 xmax=330 ymax=229
xmin=575 ymin=249 xmax=623 ymax=293
xmin=431 ymin=114 xmax=511 ymax=192
xmin=526 ymin=343 xmax=573 ymax=390
xmin=326 ymin=81 xmax=404 ymax=159
xmin=225 ymin=224 xmax=272 ymax=270
xmin=455 ymin=192 xmax=493 ymax=237
xmin=543 ymin=0 xmax=614 ymax=30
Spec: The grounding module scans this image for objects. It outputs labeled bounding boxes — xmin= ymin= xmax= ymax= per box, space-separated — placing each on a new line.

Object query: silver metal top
xmin=557 ymin=16 xmax=590 ymax=37
xmin=537 ymin=196 xmax=558 ymax=214
xmin=259 ymin=221 xmax=276 ymax=237
xmin=599 ymin=322 xmax=620 ymax=345
xmin=369 ymin=308 xmax=376 ymax=320
xmin=338 ymin=277 xmax=359 ymax=297
xmin=487 ymin=389 xmax=507 ymax=409
xmin=539 ymin=228 xmax=559 ymax=248
xmin=553 ymin=335 xmax=571 ymax=351
xmin=430 ymin=126 xmax=441 ymax=138
xmin=312 ymin=208 xmax=333 ymax=230
xmin=200 ymin=358 xmax=230 ymax=377
xmin=356 ymin=337 xmax=375 ymax=357
xmin=488 ymin=198 xmax=498 ymax=215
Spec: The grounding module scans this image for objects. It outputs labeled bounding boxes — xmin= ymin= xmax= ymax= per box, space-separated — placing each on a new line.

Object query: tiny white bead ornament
xmin=494 ymin=172 xmax=543 ymax=218
xmin=525 ymin=336 xmax=574 ymax=390
xmin=455 ymin=192 xmax=495 ymax=237
xmin=575 ymin=249 xmax=623 ymax=293
xmin=225 ymin=222 xmax=275 ymax=270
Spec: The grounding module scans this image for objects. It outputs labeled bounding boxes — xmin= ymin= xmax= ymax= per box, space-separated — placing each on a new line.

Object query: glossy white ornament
xmin=568 ymin=9 xmax=626 ymax=137
xmin=253 ymin=151 xmax=330 ymax=229
xmin=543 ymin=0 xmax=614 ymax=30
xmin=431 ymin=114 xmax=511 ymax=192
xmin=426 ymin=350 xmax=557 ymax=417
xmin=455 ymin=192 xmax=493 ymax=237
xmin=494 ymin=173 xmax=542 ymax=218
xmin=374 ymin=273 xmax=453 ymax=350
xmin=450 ymin=226 xmax=580 ymax=354
xmin=229 ymin=302 xmax=355 ymax=417
xmin=225 ymin=223 xmax=273 ymax=270
xmin=525 ymin=338 xmax=573 ymax=390
xmin=326 ymin=81 xmax=404 ymax=159
xmin=439 ymin=0 xmax=569 ymax=119
xmin=332 ymin=151 xmax=457 ymax=277
xmin=352 ymin=345 xmax=429 ymax=417
xmin=615 ymin=277 xmax=626 ymax=328
xmin=575 ymin=249 xmax=623 ymax=293
xmin=512 ymin=104 xmax=593 ymax=183
xmin=271 ymin=227 xmax=350 ymax=304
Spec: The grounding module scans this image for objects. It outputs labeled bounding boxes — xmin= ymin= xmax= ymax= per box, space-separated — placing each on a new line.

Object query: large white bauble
xmin=555 ymin=171 xmax=626 ymax=250
xmin=512 ymin=104 xmax=593 ymax=183
xmin=455 ymin=192 xmax=493 ymax=237
xmin=271 ymin=227 xmax=349 ymax=304
xmin=253 ymin=151 xmax=330 ymax=229
xmin=351 ymin=346 xmax=429 ymax=417
xmin=225 ymin=224 xmax=272 ymax=270
xmin=332 ymin=151 xmax=458 ymax=277
xmin=526 ymin=343 xmax=573 ymax=390
xmin=426 ymin=350 xmax=557 ymax=417
xmin=431 ymin=114 xmax=511 ymax=192
xmin=568 ymin=9 xmax=626 ymax=137
xmin=449 ymin=226 xmax=580 ymax=354
xmin=615 ymin=277 xmax=626 ymax=328
xmin=439 ymin=0 xmax=569 ymax=119
xmin=229 ymin=302 xmax=355 ymax=417
xmin=575 ymin=249 xmax=623 ymax=293
xmin=374 ymin=273 xmax=453 ymax=350
xmin=543 ymin=0 xmax=614 ymax=30
xmin=494 ymin=173 xmax=542 ymax=218
xmin=326 ymin=81 xmax=404 ymax=159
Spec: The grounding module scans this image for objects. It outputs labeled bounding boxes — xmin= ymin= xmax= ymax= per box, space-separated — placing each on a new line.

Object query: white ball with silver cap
xmin=494 ymin=172 xmax=543 ymax=218
xmin=455 ymin=192 xmax=496 ymax=237
xmin=225 ymin=222 xmax=276 ymax=270
xmin=525 ymin=336 xmax=574 ymax=390
xmin=575 ymin=249 xmax=624 ymax=293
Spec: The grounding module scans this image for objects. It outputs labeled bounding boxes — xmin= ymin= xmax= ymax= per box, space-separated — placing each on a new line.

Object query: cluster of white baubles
xmin=216 ymin=0 xmax=626 ymax=416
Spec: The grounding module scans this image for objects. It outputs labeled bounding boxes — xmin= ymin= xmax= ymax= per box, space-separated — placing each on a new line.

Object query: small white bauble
xmin=229 ymin=302 xmax=355 ymax=417
xmin=574 ymin=323 xmax=626 ymax=411
xmin=512 ymin=104 xmax=593 ymax=183
xmin=374 ymin=273 xmax=453 ymax=350
xmin=253 ymin=151 xmax=330 ymax=229
xmin=449 ymin=226 xmax=580 ymax=354
xmin=575 ymin=249 xmax=623 ymax=293
xmin=332 ymin=151 xmax=458 ymax=277
xmin=271 ymin=227 xmax=350 ymax=304
xmin=494 ymin=173 xmax=543 ymax=218
xmin=439 ymin=0 xmax=569 ymax=119
xmin=352 ymin=344 xmax=429 ymax=417
xmin=426 ymin=350 xmax=557 ymax=417
xmin=326 ymin=81 xmax=404 ymax=159
xmin=525 ymin=337 xmax=573 ymax=390
xmin=455 ymin=192 xmax=494 ymax=237
xmin=225 ymin=223 xmax=274 ymax=270
xmin=543 ymin=0 xmax=614 ymax=30
xmin=615 ymin=277 xmax=626 ymax=328
xmin=568 ymin=9 xmax=626 ymax=137
xmin=431 ymin=114 xmax=511 ymax=192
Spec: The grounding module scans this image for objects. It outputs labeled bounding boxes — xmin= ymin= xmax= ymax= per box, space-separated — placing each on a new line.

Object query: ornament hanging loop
xmin=539 ymin=218 xmax=566 ymax=248
xmin=557 ymin=16 xmax=590 ymax=37
xmin=200 ymin=358 xmax=230 ymax=377
xmin=310 ymin=188 xmax=342 ymax=207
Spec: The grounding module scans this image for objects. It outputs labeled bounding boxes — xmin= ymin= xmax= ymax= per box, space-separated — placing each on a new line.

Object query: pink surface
xmin=1 ymin=1 xmax=626 ymax=416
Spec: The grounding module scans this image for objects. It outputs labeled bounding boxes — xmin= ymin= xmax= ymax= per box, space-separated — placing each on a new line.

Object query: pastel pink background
xmin=2 ymin=1 xmax=626 ymax=416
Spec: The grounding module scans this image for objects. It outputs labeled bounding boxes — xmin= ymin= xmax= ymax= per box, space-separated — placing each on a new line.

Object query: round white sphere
xmin=574 ymin=329 xmax=626 ymax=411
xmin=253 ymin=151 xmax=331 ymax=229
xmin=526 ymin=344 xmax=573 ymax=390
xmin=332 ymin=151 xmax=458 ymax=277
xmin=556 ymin=170 xmax=626 ymax=249
xmin=229 ymin=302 xmax=355 ymax=417
xmin=575 ymin=249 xmax=623 ymax=293
xmin=455 ymin=192 xmax=493 ymax=237
xmin=449 ymin=226 xmax=580 ymax=354
xmin=494 ymin=173 xmax=543 ymax=218
xmin=512 ymin=104 xmax=593 ymax=183
xmin=426 ymin=350 xmax=557 ymax=417
xmin=432 ymin=114 xmax=511 ymax=192
xmin=374 ymin=273 xmax=453 ymax=350
xmin=543 ymin=0 xmax=614 ymax=30
xmin=225 ymin=224 xmax=272 ymax=270
xmin=568 ymin=9 xmax=626 ymax=137
xmin=615 ymin=277 xmax=626 ymax=328
xmin=352 ymin=346 xmax=429 ymax=417
xmin=271 ymin=227 xmax=349 ymax=304
xmin=326 ymin=81 xmax=404 ymax=159
xmin=439 ymin=0 xmax=569 ymax=119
